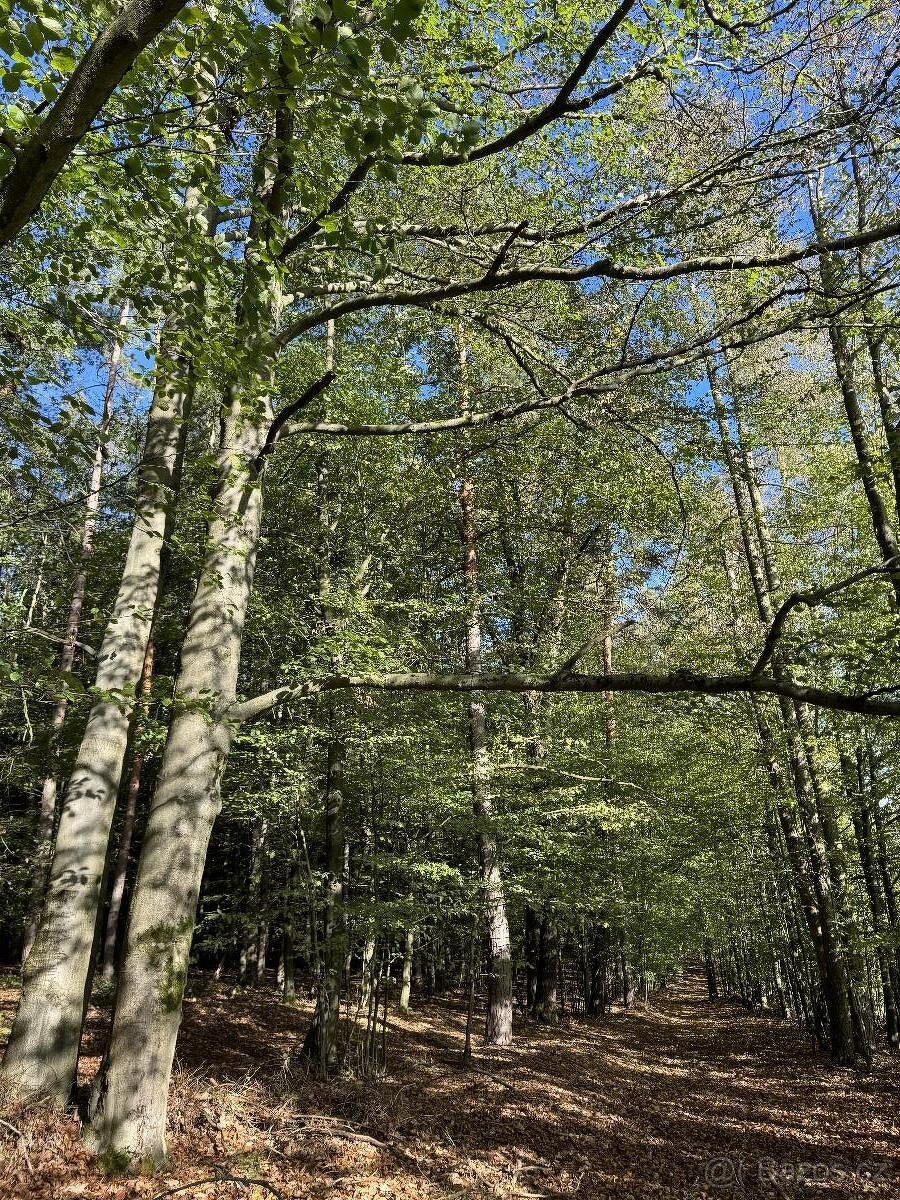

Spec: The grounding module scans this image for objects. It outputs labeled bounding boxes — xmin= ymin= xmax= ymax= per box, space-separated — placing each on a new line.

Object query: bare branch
xmin=278 ymin=219 xmax=900 ymax=342
xmin=750 ymin=557 xmax=900 ymax=676
xmin=232 ymin=669 xmax=900 ymax=723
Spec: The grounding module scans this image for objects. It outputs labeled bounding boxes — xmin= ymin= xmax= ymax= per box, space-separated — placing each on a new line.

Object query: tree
xmin=2 ymin=0 xmax=900 ymax=1172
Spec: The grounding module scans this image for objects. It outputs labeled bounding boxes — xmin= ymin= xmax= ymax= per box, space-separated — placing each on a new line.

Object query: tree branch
xmin=276 ymin=279 xmax=893 ymax=443
xmin=252 ymin=371 xmax=335 ymax=471
xmin=750 ymin=556 xmax=900 ymax=677
xmin=279 ymin=388 xmax=575 ymax=439
xmin=277 ymin=218 xmax=900 ymax=342
xmin=401 ymin=0 xmax=645 ymax=167
xmin=0 ymin=0 xmax=189 ymax=247
xmin=281 ymin=158 xmax=375 ymax=258
xmin=232 ymin=669 xmax=900 ymax=723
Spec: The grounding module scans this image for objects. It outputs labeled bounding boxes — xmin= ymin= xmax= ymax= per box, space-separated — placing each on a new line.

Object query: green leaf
xmin=5 ymin=103 xmax=27 ymax=130
xmin=50 ymin=48 xmax=76 ymax=72
xmin=37 ymin=14 xmax=65 ymax=38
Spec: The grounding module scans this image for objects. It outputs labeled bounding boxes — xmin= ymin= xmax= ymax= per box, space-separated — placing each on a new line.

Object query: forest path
xmin=2 ymin=968 xmax=900 ymax=1198
xmin=521 ymin=970 xmax=900 ymax=1199
xmin=367 ymin=967 xmax=900 ymax=1199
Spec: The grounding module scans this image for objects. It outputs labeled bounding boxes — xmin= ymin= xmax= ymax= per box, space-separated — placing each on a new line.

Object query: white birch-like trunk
xmin=399 ymin=929 xmax=414 ymax=1011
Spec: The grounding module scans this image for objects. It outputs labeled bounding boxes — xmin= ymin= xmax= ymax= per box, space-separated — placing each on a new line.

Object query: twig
xmin=265 ymin=1111 xmax=389 ymax=1147
xmin=289 ymin=1112 xmax=345 ymax=1121
xmin=0 ymin=1119 xmax=34 ymax=1172
xmin=20 ymin=627 xmax=97 ymax=656
xmin=280 ymin=1114 xmax=388 ymax=1148
xmin=152 ymin=1175 xmax=285 ymax=1200
xmin=306 ymin=1125 xmax=388 ymax=1148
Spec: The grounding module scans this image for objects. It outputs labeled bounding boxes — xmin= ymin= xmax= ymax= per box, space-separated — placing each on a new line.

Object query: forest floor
xmin=1 ymin=969 xmax=899 ymax=1199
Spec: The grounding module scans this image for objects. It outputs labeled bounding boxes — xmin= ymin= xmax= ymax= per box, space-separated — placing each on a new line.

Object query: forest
xmin=1 ymin=0 xmax=900 ymax=1195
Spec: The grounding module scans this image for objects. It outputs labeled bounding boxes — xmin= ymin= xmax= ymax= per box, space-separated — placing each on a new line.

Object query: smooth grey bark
xmin=238 ymin=663 xmax=900 ymax=718
xmin=303 ymin=445 xmax=352 ymax=1069
xmin=709 ymin=353 xmax=858 ymax=1063
xmin=24 ymin=300 xmax=130 ymax=959
xmin=753 ymin=706 xmax=830 ymax=1045
xmin=535 ymin=915 xmax=560 ymax=1021
xmin=866 ymin=747 xmax=900 ymax=984
xmin=1 ymin=338 xmax=192 ymax=1106
xmin=847 ymin=754 xmax=900 ymax=1049
xmin=793 ymin=705 xmax=874 ymax=1057
xmin=101 ymin=638 xmax=155 ymax=979
xmin=399 ymin=929 xmax=414 ymax=1011
xmin=281 ymin=927 xmax=296 ymax=1001
xmin=360 ymin=935 xmax=377 ymax=1013
xmin=86 ymin=33 xmax=330 ymax=1147
xmin=810 ymin=182 xmax=900 ymax=603
xmin=865 ymin=333 xmax=900 ymax=525
xmin=731 ymin=354 xmax=871 ymax=1058
xmin=303 ymin=730 xmax=346 ymax=1068
xmin=458 ymin=337 xmax=513 ymax=1048
xmin=87 ymin=377 xmax=270 ymax=1164
xmin=848 ymin=150 xmax=900 ymax=524
xmin=788 ymin=744 xmax=857 ymax=1062
xmin=240 ymin=815 xmax=268 ymax=983
xmin=0 ymin=0 xmax=188 ymax=247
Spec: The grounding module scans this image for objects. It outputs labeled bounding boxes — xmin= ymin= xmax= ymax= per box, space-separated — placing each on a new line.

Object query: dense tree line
xmin=1 ymin=0 xmax=900 ymax=1171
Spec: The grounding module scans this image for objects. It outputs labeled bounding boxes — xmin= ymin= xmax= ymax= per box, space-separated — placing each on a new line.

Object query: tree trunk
xmin=620 ymin=949 xmax=634 ymax=1008
xmin=399 ymin=929 xmax=414 ymax=1012
xmin=255 ymin=923 xmax=269 ymax=982
xmin=303 ymin=448 xmax=349 ymax=1070
xmin=476 ymin=715 xmax=513 ymax=1047
xmin=710 ymin=351 xmax=858 ymax=1063
xmin=85 ymin=376 xmax=269 ymax=1165
xmin=810 ymin=180 xmax=900 ymax=602
xmin=84 ymin=53 xmax=307 ymax=1150
xmin=789 ymin=745 xmax=856 ymax=1062
xmin=793 ymin=704 xmax=872 ymax=1058
xmin=703 ymin=940 xmax=718 ymax=999
xmin=311 ymin=732 xmax=346 ymax=1067
xmin=101 ymin=638 xmax=155 ymax=979
xmin=2 ymin=335 xmax=192 ymax=1107
xmin=458 ymin=332 xmax=513 ymax=1047
xmin=360 ymin=937 xmax=377 ymax=1011
xmin=241 ymin=816 xmax=268 ymax=983
xmin=865 ymin=746 xmax=900 ymax=984
xmin=24 ymin=300 xmax=130 ymax=959
xmin=847 ymin=752 xmax=900 ymax=1049
xmin=535 ymin=915 xmax=560 ymax=1022
xmin=282 ymin=857 xmax=298 ymax=1002
xmin=525 ymin=904 xmax=539 ymax=1013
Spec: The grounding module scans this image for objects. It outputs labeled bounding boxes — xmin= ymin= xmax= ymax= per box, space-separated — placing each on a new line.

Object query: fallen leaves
xmin=1 ymin=972 xmax=899 ymax=1199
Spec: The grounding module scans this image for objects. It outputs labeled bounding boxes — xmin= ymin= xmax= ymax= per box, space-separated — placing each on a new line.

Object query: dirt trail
xmin=2 ymin=968 xmax=899 ymax=1198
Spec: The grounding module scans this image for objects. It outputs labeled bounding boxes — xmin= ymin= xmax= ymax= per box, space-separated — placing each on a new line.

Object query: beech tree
xmin=1 ymin=0 xmax=900 ymax=1175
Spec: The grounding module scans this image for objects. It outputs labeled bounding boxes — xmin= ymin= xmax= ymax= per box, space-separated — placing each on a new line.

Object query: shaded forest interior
xmin=2 ymin=0 xmax=900 ymax=1194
